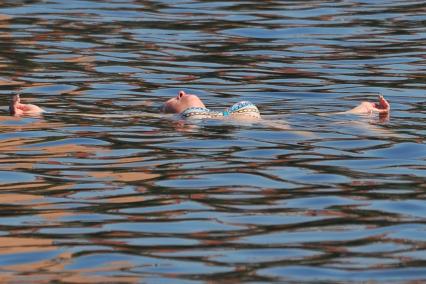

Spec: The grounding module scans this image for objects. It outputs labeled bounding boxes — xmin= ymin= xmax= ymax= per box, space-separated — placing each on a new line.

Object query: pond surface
xmin=0 ymin=0 xmax=425 ymax=282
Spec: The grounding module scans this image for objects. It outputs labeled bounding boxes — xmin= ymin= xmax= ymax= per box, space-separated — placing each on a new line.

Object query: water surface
xmin=0 ymin=0 xmax=425 ymax=283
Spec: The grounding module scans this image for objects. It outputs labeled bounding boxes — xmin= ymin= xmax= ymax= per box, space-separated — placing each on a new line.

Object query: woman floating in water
xmin=162 ymin=91 xmax=261 ymax=120
xmin=161 ymin=90 xmax=390 ymax=118
xmin=9 ymin=91 xmax=390 ymax=118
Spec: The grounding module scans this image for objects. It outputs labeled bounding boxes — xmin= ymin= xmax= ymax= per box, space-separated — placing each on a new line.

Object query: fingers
xmin=9 ymin=94 xmax=18 ymax=115
xmin=374 ymin=108 xmax=388 ymax=114
xmin=378 ymin=95 xmax=390 ymax=110
xmin=11 ymin=94 xmax=20 ymax=104
xmin=371 ymin=95 xmax=390 ymax=114
xmin=376 ymin=95 xmax=390 ymax=113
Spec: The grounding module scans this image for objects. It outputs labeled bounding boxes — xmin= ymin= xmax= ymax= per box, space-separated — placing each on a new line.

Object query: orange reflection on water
xmin=0 ymin=237 xmax=54 ymax=255
xmin=0 ymin=193 xmax=44 ymax=204
xmin=99 ymin=195 xmax=146 ymax=204
xmin=89 ymin=170 xmax=159 ymax=183
xmin=0 ymin=247 xmax=139 ymax=283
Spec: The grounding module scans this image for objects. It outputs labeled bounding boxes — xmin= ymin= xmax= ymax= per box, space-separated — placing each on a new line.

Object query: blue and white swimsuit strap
xmin=180 ymin=101 xmax=260 ymax=119
xmin=224 ymin=101 xmax=260 ymax=118
xmin=180 ymin=107 xmax=223 ymax=119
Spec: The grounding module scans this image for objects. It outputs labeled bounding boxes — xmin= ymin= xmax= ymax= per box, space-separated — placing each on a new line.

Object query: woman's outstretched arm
xmin=8 ymin=94 xmax=167 ymax=119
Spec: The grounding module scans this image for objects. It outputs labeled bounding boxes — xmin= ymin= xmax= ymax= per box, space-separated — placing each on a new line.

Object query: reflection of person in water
xmin=9 ymin=91 xmax=390 ymax=118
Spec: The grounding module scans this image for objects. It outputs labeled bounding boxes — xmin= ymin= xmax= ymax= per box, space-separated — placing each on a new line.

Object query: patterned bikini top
xmin=180 ymin=101 xmax=260 ymax=119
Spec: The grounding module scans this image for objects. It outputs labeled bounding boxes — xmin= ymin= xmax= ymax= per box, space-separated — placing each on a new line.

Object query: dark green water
xmin=0 ymin=0 xmax=425 ymax=283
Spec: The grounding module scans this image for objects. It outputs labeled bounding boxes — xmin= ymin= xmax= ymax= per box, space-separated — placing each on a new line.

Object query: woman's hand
xmin=9 ymin=94 xmax=44 ymax=116
xmin=347 ymin=95 xmax=390 ymax=115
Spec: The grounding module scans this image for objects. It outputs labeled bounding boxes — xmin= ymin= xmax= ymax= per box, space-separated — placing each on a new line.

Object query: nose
xmin=178 ymin=90 xmax=186 ymax=99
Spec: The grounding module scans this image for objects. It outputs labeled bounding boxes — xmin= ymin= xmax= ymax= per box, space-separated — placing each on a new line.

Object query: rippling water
xmin=0 ymin=0 xmax=425 ymax=282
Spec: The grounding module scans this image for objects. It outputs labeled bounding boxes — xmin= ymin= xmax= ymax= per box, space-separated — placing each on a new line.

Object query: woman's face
xmin=162 ymin=91 xmax=206 ymax=114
